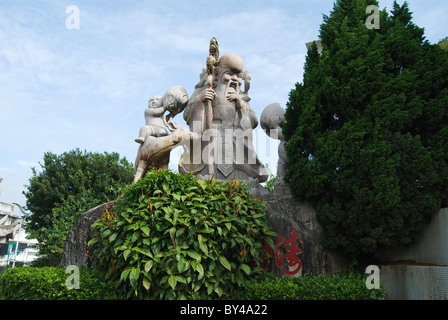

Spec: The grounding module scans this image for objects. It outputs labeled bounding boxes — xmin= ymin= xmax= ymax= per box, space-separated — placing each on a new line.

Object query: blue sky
xmin=1 ymin=0 xmax=447 ymax=210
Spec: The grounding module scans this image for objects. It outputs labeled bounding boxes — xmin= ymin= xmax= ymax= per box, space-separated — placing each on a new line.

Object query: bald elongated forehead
xmin=218 ymin=53 xmax=244 ymax=73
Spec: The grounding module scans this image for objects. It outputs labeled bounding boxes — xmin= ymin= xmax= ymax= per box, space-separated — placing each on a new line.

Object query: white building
xmin=0 ymin=201 xmax=39 ymax=268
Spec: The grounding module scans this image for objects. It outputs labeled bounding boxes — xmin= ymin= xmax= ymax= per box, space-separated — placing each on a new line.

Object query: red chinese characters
xmin=274 ymin=229 xmax=304 ymax=276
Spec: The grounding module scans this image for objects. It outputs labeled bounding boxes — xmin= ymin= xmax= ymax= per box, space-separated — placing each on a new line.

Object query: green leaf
xmin=170 ymin=227 xmax=176 ymax=240
xmin=131 ymin=231 xmax=140 ymax=243
xmin=151 ymin=236 xmax=161 ymax=245
xmin=87 ymin=237 xmax=99 ymax=247
xmin=177 ymin=260 xmax=186 ymax=273
xmin=214 ymin=287 xmax=223 ymax=297
xmin=160 ymin=275 xmax=168 ymax=285
xmin=102 ymin=229 xmax=112 ymax=237
xmin=235 ymin=270 xmax=244 ymax=285
xmin=219 ymin=256 xmax=231 ymax=271
xmin=199 ymin=242 xmax=208 ymax=255
xmin=207 ymin=283 xmax=213 ymax=295
xmin=197 ymin=180 xmax=207 ymax=190
xmin=120 ymin=267 xmax=132 ymax=281
xmin=141 ymin=226 xmax=150 ymax=236
xmin=240 ymin=264 xmax=251 ymax=275
xmin=143 ymin=277 xmax=151 ymax=291
xmin=129 ymin=267 xmax=140 ymax=289
xmin=196 ymin=263 xmax=204 ymax=276
xmin=187 ymin=251 xmax=201 ymax=261
xmin=123 ymin=249 xmax=131 ymax=261
xmin=198 ymin=234 xmax=208 ymax=255
xmin=184 ymin=261 xmax=191 ymax=272
xmin=199 ymin=228 xmax=214 ymax=234
xmin=264 ymin=230 xmax=278 ymax=237
xmin=135 ymin=248 xmax=153 ymax=258
xmin=176 ymin=227 xmax=186 ymax=237
xmin=162 ymin=181 xmax=170 ymax=193
xmin=114 ymin=244 xmax=127 ymax=251
xmin=145 ymin=260 xmax=154 ymax=273
xmin=176 ymin=275 xmax=187 ymax=284
xmin=168 ymin=274 xmax=177 ymax=290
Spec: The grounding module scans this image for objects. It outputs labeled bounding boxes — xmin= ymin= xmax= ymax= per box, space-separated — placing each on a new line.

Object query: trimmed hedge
xmin=237 ymin=273 xmax=385 ymax=300
xmin=0 ymin=266 xmax=121 ymax=300
xmin=0 ymin=267 xmax=385 ymax=300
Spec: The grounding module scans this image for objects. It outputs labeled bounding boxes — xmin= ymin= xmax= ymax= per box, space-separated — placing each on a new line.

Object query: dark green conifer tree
xmin=284 ymin=0 xmax=448 ymax=257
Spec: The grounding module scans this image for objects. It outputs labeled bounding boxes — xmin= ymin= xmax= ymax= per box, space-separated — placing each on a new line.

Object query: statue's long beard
xmin=214 ymin=81 xmax=239 ymax=108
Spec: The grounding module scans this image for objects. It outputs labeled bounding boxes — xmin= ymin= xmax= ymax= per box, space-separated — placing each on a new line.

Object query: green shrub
xmin=90 ymin=169 xmax=276 ymax=300
xmin=237 ymin=273 xmax=385 ymax=300
xmin=0 ymin=266 xmax=121 ymax=300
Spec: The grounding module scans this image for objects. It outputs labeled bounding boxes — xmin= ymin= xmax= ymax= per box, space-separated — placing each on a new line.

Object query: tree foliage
xmin=90 ymin=169 xmax=276 ymax=300
xmin=439 ymin=36 xmax=448 ymax=52
xmin=24 ymin=149 xmax=134 ymax=265
xmin=284 ymin=0 xmax=448 ymax=257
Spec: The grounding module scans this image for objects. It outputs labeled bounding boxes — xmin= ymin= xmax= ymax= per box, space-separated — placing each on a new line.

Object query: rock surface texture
xmin=61 ymin=201 xmax=116 ymax=268
xmin=261 ymin=194 xmax=348 ymax=277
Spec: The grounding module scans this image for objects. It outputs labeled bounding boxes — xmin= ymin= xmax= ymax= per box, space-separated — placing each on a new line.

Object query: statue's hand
xmin=226 ymin=93 xmax=243 ymax=109
xmin=198 ymin=88 xmax=216 ymax=103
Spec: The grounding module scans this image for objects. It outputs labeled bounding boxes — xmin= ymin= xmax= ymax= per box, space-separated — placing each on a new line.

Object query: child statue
xmin=135 ymin=86 xmax=189 ymax=144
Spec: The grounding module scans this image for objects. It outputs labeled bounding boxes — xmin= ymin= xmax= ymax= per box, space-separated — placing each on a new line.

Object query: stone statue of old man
xmin=179 ymin=53 xmax=269 ymax=183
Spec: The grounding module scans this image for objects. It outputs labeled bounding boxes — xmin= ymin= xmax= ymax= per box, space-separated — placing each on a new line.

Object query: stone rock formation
xmin=261 ymin=194 xmax=348 ymax=277
xmin=61 ymin=201 xmax=116 ymax=268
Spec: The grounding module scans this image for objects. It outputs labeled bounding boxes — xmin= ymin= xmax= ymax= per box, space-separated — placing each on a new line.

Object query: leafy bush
xmin=0 ymin=266 xmax=120 ymax=300
xmin=237 ymin=273 xmax=385 ymax=300
xmin=90 ymin=169 xmax=276 ymax=300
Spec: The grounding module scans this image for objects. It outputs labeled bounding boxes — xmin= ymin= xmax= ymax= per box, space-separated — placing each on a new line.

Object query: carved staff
xmin=205 ymin=37 xmax=219 ymax=177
